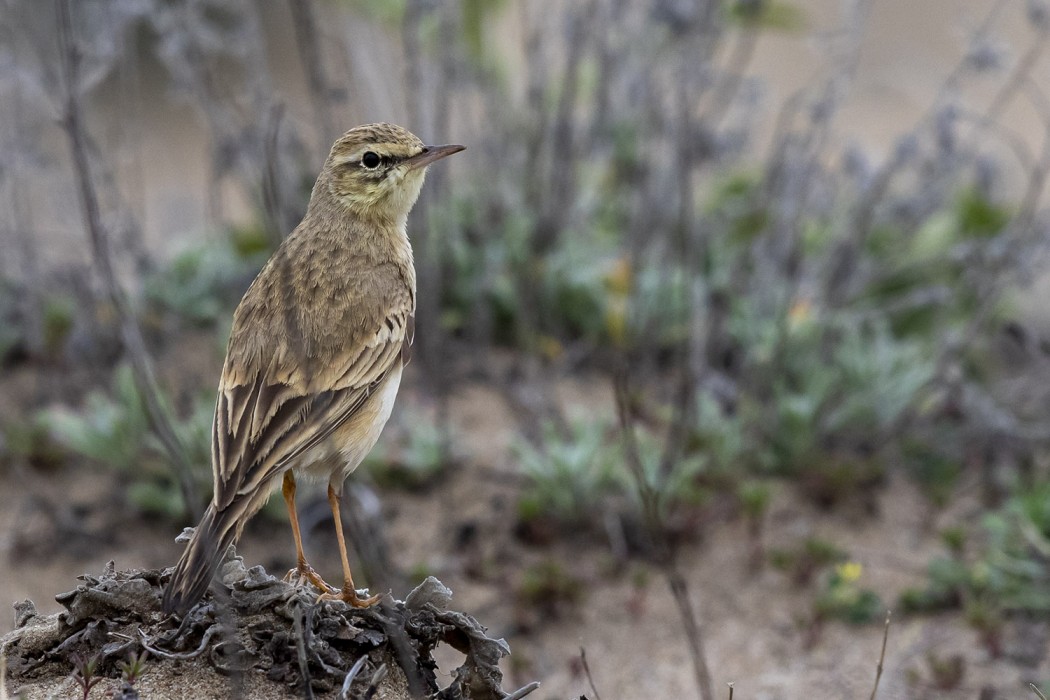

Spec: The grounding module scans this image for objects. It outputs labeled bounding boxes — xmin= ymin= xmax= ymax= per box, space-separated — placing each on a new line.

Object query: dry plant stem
xmin=615 ymin=373 xmax=714 ymax=700
xmin=55 ymin=0 xmax=199 ymax=518
xmin=5 ymin=84 xmax=45 ymax=358
xmin=869 ymin=611 xmax=891 ymax=700
xmin=829 ymin=0 xmax=1018 ymax=299
xmin=338 ymin=656 xmax=368 ymax=700
xmin=345 ymin=482 xmax=398 ymax=593
xmin=703 ymin=27 xmax=760 ymax=131
xmin=289 ymin=0 xmax=334 ymax=154
xmin=428 ymin=5 xmax=457 ymax=467
xmin=293 ymin=602 xmax=317 ymax=700
xmin=579 ymin=647 xmax=602 ymax=700
xmin=972 ymin=21 xmax=1049 ymax=138
xmin=261 ymin=103 xmax=290 ymax=247
xmin=363 ymin=663 xmax=387 ymax=699
xmin=504 ymin=682 xmax=541 ymax=700
xmin=401 ymin=0 xmax=455 ymax=462
xmin=1031 ymin=683 xmax=1049 ymax=700
xmin=882 ymin=113 xmax=1050 ymax=444
xmin=137 ymin=626 xmax=218 ymax=660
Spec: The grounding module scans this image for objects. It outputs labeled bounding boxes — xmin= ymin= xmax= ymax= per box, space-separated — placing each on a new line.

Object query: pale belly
xmin=292 ymin=363 xmax=404 ymax=491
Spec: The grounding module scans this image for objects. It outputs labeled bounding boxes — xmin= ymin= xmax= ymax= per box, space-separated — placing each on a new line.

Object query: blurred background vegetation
xmin=2 ymin=0 xmax=1050 ymax=696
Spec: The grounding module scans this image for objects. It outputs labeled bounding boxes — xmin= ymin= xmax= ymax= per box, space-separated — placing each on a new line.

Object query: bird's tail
xmin=162 ymin=504 xmax=238 ymax=616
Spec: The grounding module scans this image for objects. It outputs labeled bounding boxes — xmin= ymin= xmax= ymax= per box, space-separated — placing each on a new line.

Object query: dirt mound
xmin=1 ymin=548 xmax=537 ymax=699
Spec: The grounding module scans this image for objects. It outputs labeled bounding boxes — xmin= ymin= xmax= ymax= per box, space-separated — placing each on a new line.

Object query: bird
xmin=162 ymin=123 xmax=464 ymax=616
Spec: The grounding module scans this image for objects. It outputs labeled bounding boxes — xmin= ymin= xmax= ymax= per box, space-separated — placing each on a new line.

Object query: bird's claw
xmin=284 ymin=565 xmax=338 ymax=594
xmin=317 ymin=586 xmax=383 ymax=608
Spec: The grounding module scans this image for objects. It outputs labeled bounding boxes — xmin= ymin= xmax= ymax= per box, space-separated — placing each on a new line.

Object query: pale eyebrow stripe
xmin=331 ymin=143 xmax=421 ymax=168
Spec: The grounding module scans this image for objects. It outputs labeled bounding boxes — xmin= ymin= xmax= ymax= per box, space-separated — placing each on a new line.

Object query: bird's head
xmin=321 ymin=123 xmax=464 ymax=224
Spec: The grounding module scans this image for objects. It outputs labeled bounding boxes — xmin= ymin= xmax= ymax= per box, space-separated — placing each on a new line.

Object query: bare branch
xmin=261 ymin=102 xmax=290 ymax=246
xmin=505 ymin=681 xmax=541 ymax=700
xmin=288 ymin=0 xmax=334 ymax=154
xmin=614 ymin=371 xmax=714 ymax=700
xmin=55 ymin=0 xmax=200 ymax=518
xmin=579 ymin=647 xmax=602 ymax=700
xmin=337 ymin=656 xmax=368 ymax=700
xmin=292 ymin=602 xmax=316 ymax=700
xmin=869 ymin=610 xmax=892 ymax=700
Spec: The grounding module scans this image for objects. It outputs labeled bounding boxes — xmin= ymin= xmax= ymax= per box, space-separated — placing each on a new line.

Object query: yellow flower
xmin=537 ymin=334 xmax=564 ymax=361
xmin=603 ymin=257 xmax=633 ymax=296
xmin=787 ymin=298 xmax=813 ymax=328
xmin=605 ymin=299 xmax=628 ymax=348
xmin=836 ymin=561 xmax=863 ymax=584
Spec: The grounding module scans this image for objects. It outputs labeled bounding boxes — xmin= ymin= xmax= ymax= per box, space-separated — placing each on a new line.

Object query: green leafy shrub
xmin=515 ymin=416 xmax=621 ymax=527
xmin=769 ymin=537 xmax=847 ymax=588
xmin=515 ymin=559 xmax=585 ymax=621
xmin=143 ymin=231 xmax=270 ymax=327
xmin=814 ymin=561 xmax=884 ymax=624
xmin=2 ymin=414 xmax=66 ymax=471
xmin=900 ymin=481 xmax=1050 ymax=655
xmin=0 ymin=278 xmax=25 ymax=363
xmin=365 ymin=411 xmax=453 ymax=491
xmin=42 ymin=364 xmax=212 ymax=519
xmin=42 ymin=295 xmax=75 ymax=356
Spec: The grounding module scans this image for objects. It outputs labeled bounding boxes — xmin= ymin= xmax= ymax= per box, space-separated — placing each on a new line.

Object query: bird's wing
xmin=211 ymin=307 xmax=414 ymax=510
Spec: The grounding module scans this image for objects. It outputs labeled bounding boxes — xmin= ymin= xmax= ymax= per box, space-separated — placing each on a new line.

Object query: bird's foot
xmin=318 ymin=584 xmax=383 ymax=608
xmin=284 ymin=564 xmax=338 ymax=595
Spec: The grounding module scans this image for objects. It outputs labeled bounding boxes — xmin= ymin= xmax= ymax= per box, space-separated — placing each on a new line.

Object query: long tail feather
xmin=162 ymin=505 xmax=238 ymax=615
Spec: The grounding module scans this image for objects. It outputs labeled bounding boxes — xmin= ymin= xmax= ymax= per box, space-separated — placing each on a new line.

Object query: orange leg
xmin=319 ymin=484 xmax=381 ymax=608
xmin=282 ymin=472 xmax=337 ymax=594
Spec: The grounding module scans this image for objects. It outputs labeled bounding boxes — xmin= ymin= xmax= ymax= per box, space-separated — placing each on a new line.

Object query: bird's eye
xmin=361 ymin=151 xmax=381 ymax=169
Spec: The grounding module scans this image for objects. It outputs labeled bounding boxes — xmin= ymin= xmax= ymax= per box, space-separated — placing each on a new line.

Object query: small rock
xmin=13 ymin=599 xmax=37 ymax=628
xmin=405 ymin=576 xmax=453 ymax=611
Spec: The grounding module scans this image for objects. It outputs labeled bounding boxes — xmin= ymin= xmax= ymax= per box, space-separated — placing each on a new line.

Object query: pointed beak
xmin=405 ymin=144 xmax=465 ymax=171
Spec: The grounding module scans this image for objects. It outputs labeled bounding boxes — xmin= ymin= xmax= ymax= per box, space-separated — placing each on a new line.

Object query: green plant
xmin=725 ymin=0 xmax=805 ymax=30
xmin=117 ymin=650 xmax=149 ymax=686
xmin=435 ymin=202 xmax=622 ymax=352
xmin=365 ymin=413 xmax=453 ymax=491
xmin=516 ymin=559 xmax=584 ymax=619
xmin=43 ymin=365 xmax=151 ymax=473
xmin=42 ymin=295 xmax=75 ymax=356
xmin=42 ymin=364 xmax=213 ymax=518
xmin=0 ymin=278 xmax=24 ymax=363
xmin=922 ymin=652 xmax=966 ymax=691
xmin=2 ymin=414 xmax=66 ymax=471
xmin=738 ymin=479 xmax=773 ymax=569
xmin=813 ymin=561 xmax=883 ymax=624
xmin=515 ymin=416 xmax=621 ymax=526
xmin=900 ymin=481 xmax=1050 ymax=656
xmin=769 ymin=537 xmax=846 ymax=588
xmin=143 ymin=233 xmax=269 ymax=327
xmin=68 ymin=653 xmax=102 ymax=700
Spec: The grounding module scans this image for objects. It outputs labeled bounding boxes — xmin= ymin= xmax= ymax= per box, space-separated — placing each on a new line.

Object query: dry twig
xmin=338 ymin=656 xmax=368 ymax=700
xmin=293 ymin=602 xmax=316 ymax=700
xmin=55 ymin=0 xmax=199 ymax=517
xmin=505 ymin=682 xmax=541 ymax=700
xmin=869 ymin=610 xmax=892 ymax=700
xmin=615 ymin=373 xmax=715 ymax=700
xmin=579 ymin=647 xmax=602 ymax=700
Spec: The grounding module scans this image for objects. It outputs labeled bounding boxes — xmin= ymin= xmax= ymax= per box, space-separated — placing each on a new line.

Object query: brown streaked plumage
xmin=162 ymin=123 xmax=464 ymax=616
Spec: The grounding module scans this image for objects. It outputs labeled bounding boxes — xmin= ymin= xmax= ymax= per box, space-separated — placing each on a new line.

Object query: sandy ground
xmin=2 ymin=374 xmax=1045 ymax=699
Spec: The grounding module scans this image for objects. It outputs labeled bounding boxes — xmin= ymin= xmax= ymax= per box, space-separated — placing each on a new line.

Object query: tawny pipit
xmin=162 ymin=123 xmax=463 ymax=615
